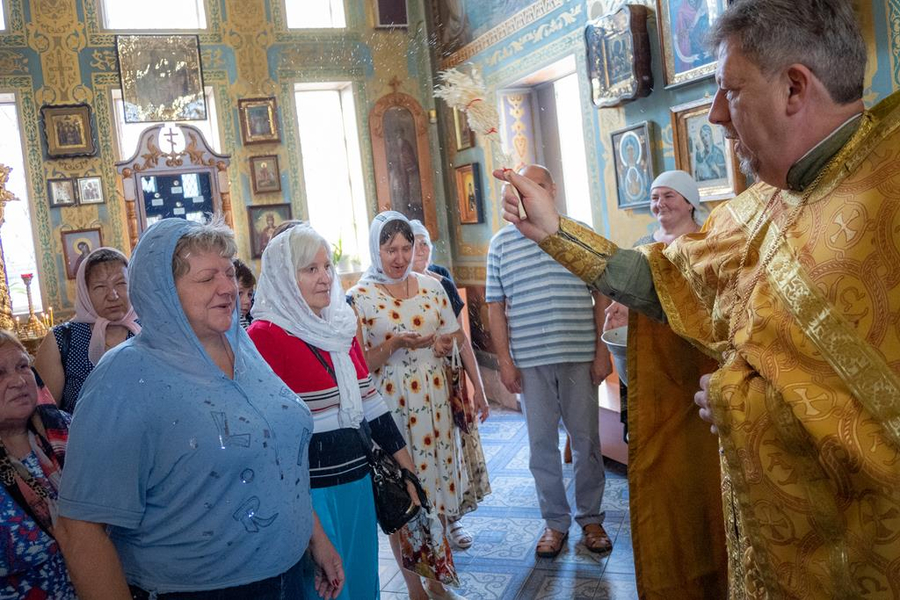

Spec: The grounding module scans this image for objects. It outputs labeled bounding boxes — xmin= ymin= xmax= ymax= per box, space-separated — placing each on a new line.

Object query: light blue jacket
xmin=59 ymin=218 xmax=314 ymax=593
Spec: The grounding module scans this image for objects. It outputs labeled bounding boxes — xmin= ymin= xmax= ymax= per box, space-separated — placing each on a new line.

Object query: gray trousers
xmin=519 ymin=362 xmax=605 ymax=531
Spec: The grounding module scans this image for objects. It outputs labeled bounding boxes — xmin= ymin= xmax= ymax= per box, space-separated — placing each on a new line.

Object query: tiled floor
xmin=378 ymin=406 xmax=637 ymax=599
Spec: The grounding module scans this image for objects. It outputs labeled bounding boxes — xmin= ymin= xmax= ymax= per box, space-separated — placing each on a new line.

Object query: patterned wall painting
xmin=0 ymin=0 xmax=443 ymax=313
xmin=433 ymin=0 xmax=536 ymax=54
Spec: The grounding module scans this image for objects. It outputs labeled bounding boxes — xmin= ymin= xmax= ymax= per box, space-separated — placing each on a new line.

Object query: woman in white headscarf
xmin=34 ymin=248 xmax=141 ymax=412
xmin=349 ymin=212 xmax=468 ymax=600
xmin=603 ymin=170 xmax=705 ymax=331
xmin=248 ymin=224 xmax=418 ymax=600
xmin=409 ymin=220 xmax=490 ymax=550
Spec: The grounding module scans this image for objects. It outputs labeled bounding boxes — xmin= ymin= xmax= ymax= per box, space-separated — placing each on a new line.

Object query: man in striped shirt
xmin=486 ymin=165 xmax=613 ymax=558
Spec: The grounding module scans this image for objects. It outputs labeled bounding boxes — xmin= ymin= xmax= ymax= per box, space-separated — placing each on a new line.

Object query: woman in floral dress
xmin=349 ymin=211 xmax=468 ymax=600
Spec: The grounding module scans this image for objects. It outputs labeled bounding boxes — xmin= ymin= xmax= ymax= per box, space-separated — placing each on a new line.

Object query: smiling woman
xmin=55 ymin=218 xmax=345 ymax=599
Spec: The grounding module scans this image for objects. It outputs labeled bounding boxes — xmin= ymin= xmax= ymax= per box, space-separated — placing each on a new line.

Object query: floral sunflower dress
xmin=350 ymin=272 xmax=467 ymax=583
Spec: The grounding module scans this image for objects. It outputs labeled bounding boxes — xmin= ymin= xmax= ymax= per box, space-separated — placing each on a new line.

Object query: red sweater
xmin=248 ymin=320 xmax=405 ymax=487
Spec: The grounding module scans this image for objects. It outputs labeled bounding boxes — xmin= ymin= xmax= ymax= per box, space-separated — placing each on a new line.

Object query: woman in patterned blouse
xmin=0 ymin=329 xmax=76 ymax=598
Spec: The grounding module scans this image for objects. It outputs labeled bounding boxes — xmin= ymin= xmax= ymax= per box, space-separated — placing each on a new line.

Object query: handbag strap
xmin=450 ymin=337 xmax=461 ymax=370
xmin=302 ymin=340 xmax=377 ymax=458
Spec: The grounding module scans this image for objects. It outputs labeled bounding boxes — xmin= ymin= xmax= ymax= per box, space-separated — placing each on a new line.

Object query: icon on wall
xmin=41 ymin=104 xmax=97 ymax=158
xmin=610 ymin=121 xmax=654 ymax=209
xmin=585 ymin=5 xmax=653 ymax=108
xmin=249 ymin=155 xmax=282 ymax=194
xmin=454 ymin=163 xmax=483 ymax=224
xmin=61 ymin=228 xmax=103 ymax=280
xmin=116 ymin=34 xmax=207 ymax=123
xmin=239 ymin=97 xmax=281 ymax=145
xmin=655 ymin=0 xmax=729 ymax=87
xmin=248 ymin=203 xmax=292 ymax=258
xmin=671 ymin=98 xmax=745 ymax=201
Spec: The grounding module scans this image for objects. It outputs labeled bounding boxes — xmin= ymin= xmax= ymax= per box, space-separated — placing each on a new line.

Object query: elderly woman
xmin=34 ymin=247 xmax=140 ymax=412
xmin=409 ymin=220 xmax=490 ymax=550
xmin=248 ymin=223 xmax=420 ymax=599
xmin=0 ymin=330 xmax=76 ymax=598
xmin=349 ymin=212 xmax=469 ymax=600
xmin=55 ymin=219 xmax=343 ymax=599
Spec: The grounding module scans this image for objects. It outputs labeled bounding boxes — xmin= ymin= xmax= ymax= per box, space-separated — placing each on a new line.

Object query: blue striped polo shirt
xmin=485 ymin=224 xmax=597 ymax=368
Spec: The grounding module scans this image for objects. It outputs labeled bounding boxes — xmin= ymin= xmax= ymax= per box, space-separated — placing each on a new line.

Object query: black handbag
xmin=303 ymin=341 xmax=430 ymax=534
xmin=356 ymin=425 xmax=430 ymax=535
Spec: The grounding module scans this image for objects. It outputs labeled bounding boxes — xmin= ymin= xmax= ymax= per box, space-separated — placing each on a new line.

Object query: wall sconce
xmin=428 ymin=109 xmax=437 ymax=123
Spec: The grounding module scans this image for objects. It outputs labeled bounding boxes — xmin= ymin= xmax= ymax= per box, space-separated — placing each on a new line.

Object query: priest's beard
xmin=734 ymin=140 xmax=760 ymax=179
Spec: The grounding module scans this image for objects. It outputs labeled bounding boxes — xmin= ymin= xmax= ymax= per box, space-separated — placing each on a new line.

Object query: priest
xmin=494 ymin=0 xmax=900 ymax=597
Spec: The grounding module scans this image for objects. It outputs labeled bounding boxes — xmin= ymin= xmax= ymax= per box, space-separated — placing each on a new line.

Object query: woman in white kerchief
xmin=248 ymin=223 xmax=418 ymax=600
xmin=604 ymin=170 xmax=705 ymax=331
xmin=348 ymin=212 xmax=469 ymax=600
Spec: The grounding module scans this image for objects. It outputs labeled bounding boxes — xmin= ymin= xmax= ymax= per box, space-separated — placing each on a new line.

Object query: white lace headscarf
xmin=251 ymin=224 xmax=363 ymax=428
xmin=358 ymin=211 xmax=414 ymax=285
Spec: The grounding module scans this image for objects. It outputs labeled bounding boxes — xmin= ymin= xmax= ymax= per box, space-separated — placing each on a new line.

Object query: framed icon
xmin=656 ymin=0 xmax=729 ymax=87
xmin=239 ymin=97 xmax=280 ymax=145
xmin=248 ymin=203 xmax=292 ymax=258
xmin=454 ymin=163 xmax=483 ymax=224
xmin=77 ymin=176 xmax=105 ymax=205
xmin=61 ymin=228 xmax=103 ymax=280
xmin=48 ymin=178 xmax=77 ymax=207
xmin=585 ymin=5 xmax=653 ymax=107
xmin=671 ymin=98 xmax=744 ymax=201
xmin=249 ymin=155 xmax=281 ymax=194
xmin=610 ymin=122 xmax=654 ymax=209
xmin=41 ymin=104 xmax=96 ymax=158
xmin=116 ymin=34 xmax=206 ymax=123
xmin=452 ymin=108 xmax=475 ymax=151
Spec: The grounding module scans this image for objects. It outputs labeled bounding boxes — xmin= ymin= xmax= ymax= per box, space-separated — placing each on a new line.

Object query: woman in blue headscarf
xmin=53 ymin=218 xmax=344 ymax=599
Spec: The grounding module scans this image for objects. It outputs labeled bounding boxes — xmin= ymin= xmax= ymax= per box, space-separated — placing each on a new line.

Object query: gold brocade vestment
xmin=542 ymin=91 xmax=900 ymax=598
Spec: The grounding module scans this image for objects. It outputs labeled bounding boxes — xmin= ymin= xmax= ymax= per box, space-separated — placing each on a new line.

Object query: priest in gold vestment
xmin=494 ymin=0 xmax=900 ymax=597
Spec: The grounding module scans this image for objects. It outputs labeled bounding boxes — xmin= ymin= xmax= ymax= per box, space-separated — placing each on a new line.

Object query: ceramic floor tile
xmin=476 ymin=420 xmax=527 ymax=442
xmin=380 ymin=402 xmax=637 ymax=599
xmin=592 ymin=574 xmax=639 ymax=599
xmin=599 ymin=478 xmax=630 ymax=513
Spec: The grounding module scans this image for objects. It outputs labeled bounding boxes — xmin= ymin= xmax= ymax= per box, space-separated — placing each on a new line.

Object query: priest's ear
xmin=784 ymin=63 xmax=822 ymax=116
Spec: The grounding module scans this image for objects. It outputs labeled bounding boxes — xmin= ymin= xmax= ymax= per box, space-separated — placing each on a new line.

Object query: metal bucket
xmin=601 ymin=326 xmax=628 ymax=386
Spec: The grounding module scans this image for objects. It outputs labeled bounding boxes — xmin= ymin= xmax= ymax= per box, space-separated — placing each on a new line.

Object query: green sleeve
xmin=539 ymin=216 xmax=665 ymax=322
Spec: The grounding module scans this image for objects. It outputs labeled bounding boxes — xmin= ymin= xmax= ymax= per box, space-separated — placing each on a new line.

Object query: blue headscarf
xmin=59 ymin=218 xmax=314 ymax=592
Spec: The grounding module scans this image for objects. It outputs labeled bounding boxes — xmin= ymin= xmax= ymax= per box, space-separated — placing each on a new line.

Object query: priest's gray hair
xmin=288 ymin=224 xmax=332 ymax=274
xmin=709 ymin=0 xmax=865 ymax=104
xmin=172 ymin=217 xmax=237 ymax=280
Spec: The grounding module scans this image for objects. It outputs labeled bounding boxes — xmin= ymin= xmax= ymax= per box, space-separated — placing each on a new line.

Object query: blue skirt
xmin=305 ymin=474 xmax=380 ymax=600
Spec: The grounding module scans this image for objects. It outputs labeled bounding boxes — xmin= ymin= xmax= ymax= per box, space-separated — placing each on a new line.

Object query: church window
xmin=100 ymin=0 xmax=206 ymax=30
xmin=0 ymin=95 xmax=43 ymax=314
xmin=284 ymin=0 xmax=346 ymax=29
xmin=294 ymin=82 xmax=369 ymax=271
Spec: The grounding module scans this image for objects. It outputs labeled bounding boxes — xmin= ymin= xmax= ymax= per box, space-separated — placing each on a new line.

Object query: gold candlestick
xmin=19 ymin=273 xmax=47 ymax=339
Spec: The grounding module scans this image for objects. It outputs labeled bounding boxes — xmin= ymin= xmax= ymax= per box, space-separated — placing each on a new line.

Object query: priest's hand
xmin=693 ymin=373 xmax=718 ymax=434
xmin=492 ymin=169 xmax=560 ymax=242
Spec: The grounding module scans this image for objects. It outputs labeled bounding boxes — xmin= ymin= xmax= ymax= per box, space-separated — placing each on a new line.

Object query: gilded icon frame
xmin=116 ymin=34 xmax=207 ymax=123
xmin=41 ymin=104 xmax=96 ymax=158
xmin=671 ymin=98 xmax=744 ymax=201
xmin=239 ymin=97 xmax=281 ymax=145
xmin=610 ymin=121 xmax=654 ymax=209
xmin=655 ymin=0 xmax=728 ymax=87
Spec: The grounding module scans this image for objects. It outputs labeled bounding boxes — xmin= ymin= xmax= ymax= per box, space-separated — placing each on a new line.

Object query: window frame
xmin=0 ymin=91 xmax=46 ymax=314
xmin=97 ymin=0 xmax=208 ymax=31
xmin=293 ymin=81 xmax=371 ymax=273
xmin=283 ymin=0 xmax=347 ymax=30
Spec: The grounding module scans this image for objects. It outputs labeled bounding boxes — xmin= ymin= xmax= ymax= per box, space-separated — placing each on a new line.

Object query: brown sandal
xmin=582 ymin=523 xmax=613 ymax=554
xmin=535 ymin=527 xmax=568 ymax=558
